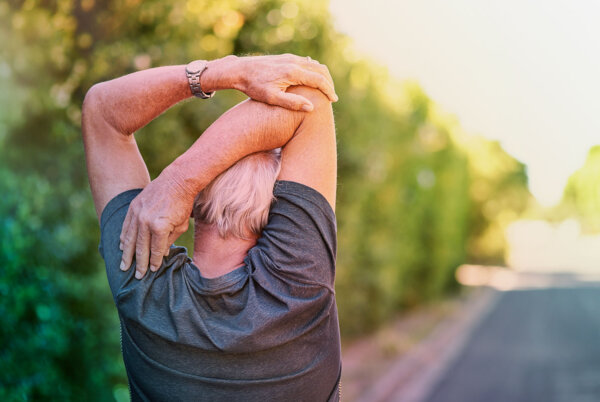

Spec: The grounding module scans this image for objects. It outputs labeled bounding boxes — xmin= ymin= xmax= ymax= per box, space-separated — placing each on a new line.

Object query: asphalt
xmin=424 ymin=284 xmax=600 ymax=402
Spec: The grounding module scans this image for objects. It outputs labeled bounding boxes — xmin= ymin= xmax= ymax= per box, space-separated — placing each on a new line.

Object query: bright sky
xmin=329 ymin=0 xmax=600 ymax=206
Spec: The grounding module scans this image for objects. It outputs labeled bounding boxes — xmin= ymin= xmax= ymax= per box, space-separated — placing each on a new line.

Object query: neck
xmin=193 ymin=221 xmax=257 ymax=279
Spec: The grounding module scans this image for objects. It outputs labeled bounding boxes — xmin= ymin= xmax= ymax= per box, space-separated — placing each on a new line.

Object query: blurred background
xmin=1 ymin=0 xmax=598 ymax=401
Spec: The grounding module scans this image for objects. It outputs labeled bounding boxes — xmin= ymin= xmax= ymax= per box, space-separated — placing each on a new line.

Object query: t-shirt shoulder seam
xmin=274 ymin=181 xmax=336 ymax=221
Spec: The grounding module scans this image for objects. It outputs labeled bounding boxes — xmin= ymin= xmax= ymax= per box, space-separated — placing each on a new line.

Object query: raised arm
xmin=117 ymin=85 xmax=336 ymax=279
xmin=83 ymin=55 xmax=337 ymax=279
xmin=82 ymin=54 xmax=337 ymax=219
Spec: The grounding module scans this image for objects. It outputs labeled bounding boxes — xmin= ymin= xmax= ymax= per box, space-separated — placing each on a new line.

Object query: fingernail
xmin=150 ymin=265 xmax=157 ymax=272
xmin=333 ymin=94 xmax=339 ymax=102
xmin=301 ymin=104 xmax=313 ymax=112
xmin=119 ymin=242 xmax=123 ymax=250
xmin=120 ymin=260 xmax=126 ymax=271
xmin=135 ymin=270 xmax=143 ymax=279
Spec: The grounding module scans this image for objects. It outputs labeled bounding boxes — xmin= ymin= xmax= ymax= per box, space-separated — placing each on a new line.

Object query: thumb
xmin=270 ymin=91 xmax=314 ymax=112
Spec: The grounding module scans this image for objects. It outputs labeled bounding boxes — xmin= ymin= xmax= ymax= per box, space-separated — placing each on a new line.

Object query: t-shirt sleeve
xmin=98 ymin=188 xmax=143 ymax=299
xmin=254 ymin=180 xmax=337 ymax=288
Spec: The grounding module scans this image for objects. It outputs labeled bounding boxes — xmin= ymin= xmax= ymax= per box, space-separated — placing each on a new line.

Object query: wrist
xmin=160 ymin=162 xmax=199 ymax=205
xmin=202 ymin=55 xmax=242 ymax=93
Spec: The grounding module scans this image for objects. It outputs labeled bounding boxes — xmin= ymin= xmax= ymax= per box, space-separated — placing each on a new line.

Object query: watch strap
xmin=186 ymin=61 xmax=214 ymax=99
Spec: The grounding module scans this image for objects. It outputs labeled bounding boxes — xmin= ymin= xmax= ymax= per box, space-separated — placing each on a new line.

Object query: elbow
xmin=82 ymin=82 xmax=122 ymax=138
xmin=82 ymin=83 xmax=103 ymax=129
xmin=82 ymin=83 xmax=106 ymax=121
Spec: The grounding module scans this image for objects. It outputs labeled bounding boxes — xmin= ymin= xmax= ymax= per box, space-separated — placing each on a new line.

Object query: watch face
xmin=186 ymin=60 xmax=206 ymax=74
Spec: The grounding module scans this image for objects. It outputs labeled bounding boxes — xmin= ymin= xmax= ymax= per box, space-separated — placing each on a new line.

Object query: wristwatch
xmin=185 ymin=60 xmax=214 ymax=99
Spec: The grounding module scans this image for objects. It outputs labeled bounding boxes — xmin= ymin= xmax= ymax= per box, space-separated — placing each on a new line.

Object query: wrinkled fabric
xmin=99 ymin=181 xmax=341 ymax=402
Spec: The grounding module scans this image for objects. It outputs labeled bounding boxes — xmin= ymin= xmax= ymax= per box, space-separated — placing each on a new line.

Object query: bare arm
xmin=83 ymin=55 xmax=337 ymax=218
xmin=118 ymin=86 xmax=335 ymax=279
xmin=83 ymin=55 xmax=336 ymax=278
xmin=82 ymin=65 xmax=188 ymax=219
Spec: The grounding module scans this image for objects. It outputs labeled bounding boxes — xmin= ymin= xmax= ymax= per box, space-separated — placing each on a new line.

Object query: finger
xmin=165 ymin=220 xmax=189 ymax=255
xmin=317 ymin=64 xmax=337 ymax=101
xmin=302 ymin=55 xmax=324 ymax=71
xmin=120 ymin=208 xmax=134 ymax=250
xmin=270 ymin=91 xmax=314 ymax=112
xmin=299 ymin=57 xmax=338 ymax=101
xmin=135 ymin=225 xmax=151 ymax=279
xmin=120 ymin=219 xmax=138 ymax=271
xmin=297 ymin=70 xmax=337 ymax=103
xmin=149 ymin=230 xmax=169 ymax=272
xmin=311 ymin=64 xmax=337 ymax=102
xmin=166 ymin=232 xmax=179 ymax=249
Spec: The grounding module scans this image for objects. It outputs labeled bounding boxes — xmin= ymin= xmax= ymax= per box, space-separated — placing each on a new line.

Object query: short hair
xmin=193 ymin=149 xmax=282 ymax=239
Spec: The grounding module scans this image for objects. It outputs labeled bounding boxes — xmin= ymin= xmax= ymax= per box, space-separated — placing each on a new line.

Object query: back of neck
xmin=193 ymin=222 xmax=257 ymax=279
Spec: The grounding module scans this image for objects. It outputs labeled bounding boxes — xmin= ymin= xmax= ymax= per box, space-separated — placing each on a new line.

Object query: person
xmin=82 ymin=54 xmax=341 ymax=401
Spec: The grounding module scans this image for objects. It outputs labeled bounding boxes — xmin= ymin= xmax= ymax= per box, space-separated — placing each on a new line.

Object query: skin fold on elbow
xmin=81 ymin=82 xmax=130 ymax=138
xmin=81 ymin=83 xmax=107 ymax=135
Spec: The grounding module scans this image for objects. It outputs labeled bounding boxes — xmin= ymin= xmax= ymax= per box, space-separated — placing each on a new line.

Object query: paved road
xmin=425 ymin=283 xmax=600 ymax=402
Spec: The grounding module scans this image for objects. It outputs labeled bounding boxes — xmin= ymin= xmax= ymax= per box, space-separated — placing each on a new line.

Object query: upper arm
xmin=82 ymin=84 xmax=151 ymax=221
xmin=277 ymin=86 xmax=337 ymax=210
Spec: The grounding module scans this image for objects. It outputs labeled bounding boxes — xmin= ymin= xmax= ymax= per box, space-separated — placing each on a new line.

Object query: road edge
xmin=356 ymin=286 xmax=501 ymax=402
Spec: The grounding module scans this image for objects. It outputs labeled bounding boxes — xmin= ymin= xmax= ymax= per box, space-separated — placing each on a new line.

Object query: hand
xmin=223 ymin=54 xmax=338 ymax=111
xmin=119 ymin=170 xmax=193 ymax=279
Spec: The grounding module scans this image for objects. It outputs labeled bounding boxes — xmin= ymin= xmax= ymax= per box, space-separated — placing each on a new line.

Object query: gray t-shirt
xmin=99 ymin=180 xmax=341 ymax=401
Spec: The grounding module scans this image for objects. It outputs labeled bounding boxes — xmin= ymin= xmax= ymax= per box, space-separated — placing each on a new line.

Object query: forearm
xmin=116 ymin=85 xmax=332 ymax=276
xmin=161 ymin=97 xmax=304 ymax=202
xmin=87 ymin=65 xmax=189 ymax=135
xmin=87 ymin=56 xmax=240 ymax=135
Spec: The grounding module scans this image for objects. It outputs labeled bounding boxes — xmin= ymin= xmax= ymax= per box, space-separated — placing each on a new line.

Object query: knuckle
xmin=140 ymin=217 xmax=154 ymax=229
xmin=264 ymin=92 xmax=277 ymax=104
xmin=136 ymin=233 xmax=146 ymax=247
xmin=139 ymin=214 xmax=149 ymax=225
xmin=287 ymin=97 xmax=302 ymax=109
xmin=150 ymin=246 xmax=163 ymax=256
xmin=136 ymin=251 xmax=146 ymax=262
xmin=134 ymin=213 xmax=144 ymax=225
xmin=284 ymin=64 xmax=298 ymax=76
xmin=149 ymin=221 xmax=165 ymax=233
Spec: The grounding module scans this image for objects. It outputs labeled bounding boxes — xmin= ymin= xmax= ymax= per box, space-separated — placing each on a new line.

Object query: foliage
xmin=457 ymin=130 xmax=530 ymax=264
xmin=561 ymin=145 xmax=600 ymax=234
xmin=0 ymin=168 xmax=125 ymax=401
xmin=0 ymin=0 xmax=529 ymax=399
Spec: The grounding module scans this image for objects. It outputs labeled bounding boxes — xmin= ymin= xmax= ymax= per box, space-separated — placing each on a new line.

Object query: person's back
xmin=100 ymin=183 xmax=340 ymax=401
xmin=99 ymin=154 xmax=341 ymax=401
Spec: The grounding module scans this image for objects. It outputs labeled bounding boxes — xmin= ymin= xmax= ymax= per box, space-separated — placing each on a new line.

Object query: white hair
xmin=193 ymin=149 xmax=282 ymax=239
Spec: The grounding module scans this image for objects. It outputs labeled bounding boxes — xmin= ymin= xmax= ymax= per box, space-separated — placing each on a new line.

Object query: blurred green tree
xmin=561 ymin=145 xmax=600 ymax=233
xmin=460 ymin=135 xmax=530 ymax=264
